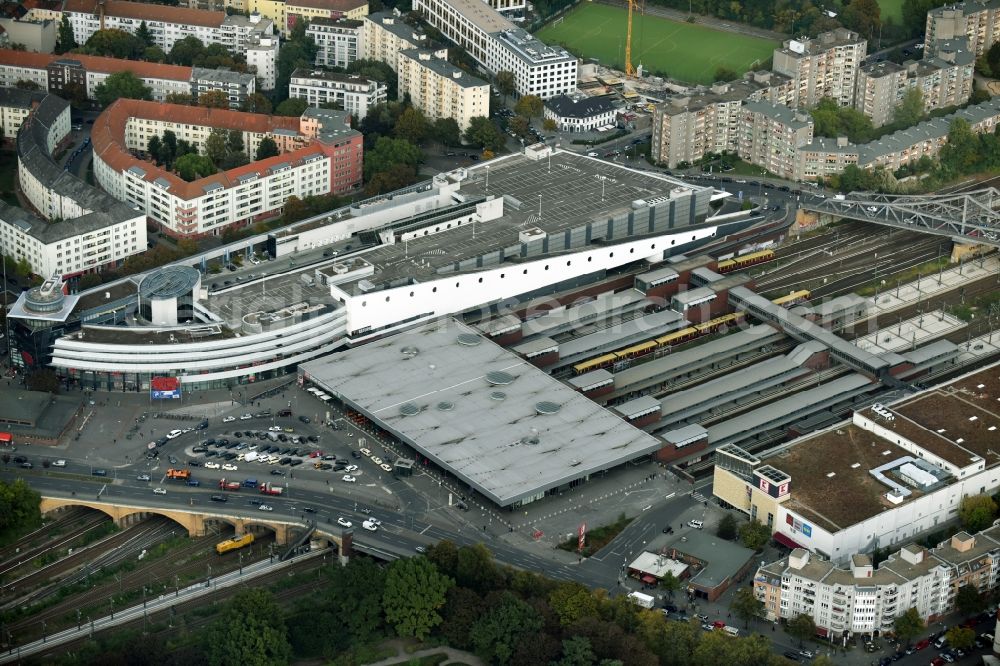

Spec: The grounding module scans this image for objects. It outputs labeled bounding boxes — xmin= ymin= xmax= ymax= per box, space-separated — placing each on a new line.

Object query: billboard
xmin=150 ymin=376 xmax=182 ymax=400
xmin=578 ymin=523 xmax=586 ymax=552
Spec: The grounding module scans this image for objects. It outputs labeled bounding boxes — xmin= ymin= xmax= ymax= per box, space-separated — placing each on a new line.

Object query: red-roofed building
xmin=62 ymin=0 xmax=274 ymax=55
xmin=93 ymin=99 xmax=362 ymax=237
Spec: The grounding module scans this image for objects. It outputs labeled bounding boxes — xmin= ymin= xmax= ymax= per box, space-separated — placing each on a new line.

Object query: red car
xmin=915 ymin=639 xmax=929 ymax=651
xmin=930 ymin=657 xmax=944 ymax=666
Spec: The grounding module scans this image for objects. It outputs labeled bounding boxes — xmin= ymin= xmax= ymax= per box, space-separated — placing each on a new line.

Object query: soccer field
xmin=535 ymin=3 xmax=779 ymax=85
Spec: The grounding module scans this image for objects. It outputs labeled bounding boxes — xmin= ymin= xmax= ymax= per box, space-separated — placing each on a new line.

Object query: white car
xmin=222 ymin=416 xmax=236 ymax=423
xmin=222 ymin=463 xmax=238 ymax=471
xmin=153 ymin=487 xmax=167 ymax=495
xmin=258 ymin=504 xmax=273 ymax=511
xmin=268 ymin=425 xmax=283 ymax=432
xmin=240 ymin=413 xmax=253 ymax=420
xmin=371 ymin=456 xmax=383 ymax=465
xmin=380 ymin=463 xmax=392 ymax=472
xmin=337 ymin=517 xmax=352 ymax=528
xmin=166 ymin=429 xmax=184 ymax=439
xmin=587 ymin=151 xmax=598 ymax=157
xmin=360 ymin=447 xmax=371 ymax=456
xmin=136 ymin=473 xmax=151 ymax=481
xmin=204 ymin=461 xmax=221 ymax=469
xmin=342 ymin=474 xmax=357 ymax=483
xmin=362 ymin=520 xmax=378 ymax=531
xmin=344 ymin=464 xmax=358 ymax=473
xmin=866 ymin=205 xmax=878 ymax=213
xmin=368 ymin=517 xmax=382 ymax=526
xmin=688 ymin=519 xmax=704 ymax=529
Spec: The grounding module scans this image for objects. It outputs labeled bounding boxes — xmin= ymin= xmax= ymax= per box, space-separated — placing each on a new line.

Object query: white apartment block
xmin=856 ymin=61 xmax=908 ymax=128
xmin=737 ymin=102 xmax=814 ymax=180
xmin=925 ymin=0 xmax=1000 ymax=57
xmin=772 ymin=28 xmax=867 ymax=109
xmin=246 ymin=37 xmax=278 ymax=90
xmin=755 ymin=528 xmax=1000 ymax=639
xmin=413 ymin=0 xmax=577 ymax=98
xmin=288 ymin=69 xmax=386 ymax=120
xmin=62 ymin=0 xmax=274 ymax=56
xmin=363 ymin=11 xmax=427 ymax=70
xmin=397 ymin=49 xmax=489 ymax=132
xmin=0 ymin=87 xmax=44 ymax=142
xmin=307 ymin=17 xmax=364 ymax=69
xmin=190 ymin=67 xmax=256 ymax=108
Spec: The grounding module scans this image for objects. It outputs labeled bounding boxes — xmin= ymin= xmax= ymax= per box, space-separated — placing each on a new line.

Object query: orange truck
xmin=166 ymin=468 xmax=190 ymax=480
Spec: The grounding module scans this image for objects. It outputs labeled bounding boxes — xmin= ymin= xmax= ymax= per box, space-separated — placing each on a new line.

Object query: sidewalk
xmin=365 ymin=640 xmax=483 ymax=666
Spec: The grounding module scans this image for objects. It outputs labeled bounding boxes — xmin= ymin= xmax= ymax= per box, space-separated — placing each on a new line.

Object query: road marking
xmin=665 ymin=492 xmax=675 ymax=499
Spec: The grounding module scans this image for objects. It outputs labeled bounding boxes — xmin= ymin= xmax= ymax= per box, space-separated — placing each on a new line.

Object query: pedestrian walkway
xmin=863 ymin=255 xmax=1000 ymax=322
xmin=364 ymin=640 xmax=483 ymax=666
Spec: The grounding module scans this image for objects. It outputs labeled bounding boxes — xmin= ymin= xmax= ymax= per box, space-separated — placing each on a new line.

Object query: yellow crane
xmin=624 ymin=0 xmax=642 ymax=77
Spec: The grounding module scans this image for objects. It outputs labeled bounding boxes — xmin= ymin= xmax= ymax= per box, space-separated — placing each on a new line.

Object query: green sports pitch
xmin=535 ymin=3 xmax=779 ymax=85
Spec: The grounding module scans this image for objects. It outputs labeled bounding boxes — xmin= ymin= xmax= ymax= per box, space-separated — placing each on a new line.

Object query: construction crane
xmin=624 ymin=0 xmax=642 ymax=77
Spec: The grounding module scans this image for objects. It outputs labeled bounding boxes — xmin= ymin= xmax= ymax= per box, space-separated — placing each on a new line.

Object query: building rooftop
xmin=63 ymin=0 xmax=226 ymax=28
xmin=776 ymin=28 xmax=863 ymax=58
xmin=860 ymin=60 xmax=905 ymax=78
xmin=307 ymin=15 xmax=363 ymax=29
xmin=0 ymin=47 xmax=192 ymax=80
xmin=544 ymin=93 xmax=617 ymax=119
xmin=290 ymin=68 xmax=379 ymax=88
xmin=767 ymin=423 xmax=922 ymax=533
xmin=364 ymin=11 xmax=426 ymax=42
xmin=191 ymin=67 xmax=254 ymax=86
xmin=332 ymin=151 xmax=710 ymax=294
xmin=743 ymin=100 xmax=813 ymax=129
xmin=300 ymin=318 xmax=665 ymax=506
xmin=0 ymin=86 xmax=44 ymax=109
xmin=433 ymin=0 xmax=510 ymax=34
xmin=650 ymin=529 xmax=757 ymax=590
xmin=287 ymin=0 xmax=368 ymax=12
xmin=399 ymin=49 xmax=489 ymax=88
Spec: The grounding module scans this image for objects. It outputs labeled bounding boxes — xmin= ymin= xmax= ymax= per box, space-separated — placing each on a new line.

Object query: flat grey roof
xmin=399 ymin=49 xmax=489 ymax=89
xmin=556 ymin=310 xmax=686 ymax=359
xmin=511 ymin=336 xmax=558 ymax=356
xmin=568 ymin=368 xmax=613 ymax=389
xmin=650 ymin=530 xmax=756 ymax=590
xmin=613 ymin=395 xmax=660 ymax=418
xmin=301 ymin=318 xmax=665 ymax=506
xmin=521 ymin=290 xmax=647 ymax=337
xmin=672 ymin=286 xmax=716 ymax=306
xmin=706 ymin=373 xmax=874 ymax=443
xmin=903 ymin=339 xmax=958 ymax=364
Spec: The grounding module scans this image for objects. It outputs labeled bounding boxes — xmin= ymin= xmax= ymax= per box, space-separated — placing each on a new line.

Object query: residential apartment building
xmin=0 ymin=49 xmax=260 ymax=105
xmin=755 ymin=527 xmax=1000 ymax=639
xmin=363 ymin=11 xmax=427 ymax=70
xmin=650 ymin=72 xmax=793 ymax=168
xmin=0 ymin=86 xmax=45 ymax=142
xmin=0 ymin=17 xmax=57 ymax=53
xmin=288 ymin=69 xmax=386 ymax=120
xmin=924 ymin=0 xmax=1000 ymax=57
xmin=190 ymin=67 xmax=256 ymax=108
xmin=543 ymin=94 xmax=617 ymax=133
xmin=795 ymin=136 xmax=859 ymax=181
xmin=772 ymin=28 xmax=867 ymax=109
xmin=307 ymin=17 xmax=363 ymax=69
xmin=413 ymin=0 xmax=577 ymax=98
xmin=856 ymin=61 xmax=907 ymax=128
xmin=93 ymin=100 xmax=363 ymax=237
xmin=738 ymin=102 xmax=814 ymax=180
xmin=246 ymin=36 xmax=278 ymax=90
xmin=61 ymin=0 xmax=274 ymax=55
xmin=397 ymin=48 xmax=489 ymax=132
xmin=246 ymin=0 xmax=368 ymax=35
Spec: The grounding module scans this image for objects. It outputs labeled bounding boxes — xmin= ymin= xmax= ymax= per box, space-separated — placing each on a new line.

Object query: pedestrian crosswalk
xmin=691 ymin=491 xmax=708 ymax=503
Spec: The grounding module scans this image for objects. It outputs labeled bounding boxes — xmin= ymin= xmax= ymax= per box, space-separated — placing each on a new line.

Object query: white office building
xmin=398 ymin=48 xmax=489 ymax=132
xmin=307 ymin=17 xmax=364 ymax=69
xmin=246 ymin=36 xmax=279 ymax=90
xmin=288 ymin=69 xmax=387 ymax=120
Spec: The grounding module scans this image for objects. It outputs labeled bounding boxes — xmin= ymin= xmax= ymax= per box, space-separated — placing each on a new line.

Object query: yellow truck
xmin=215 ymin=533 xmax=254 ymax=555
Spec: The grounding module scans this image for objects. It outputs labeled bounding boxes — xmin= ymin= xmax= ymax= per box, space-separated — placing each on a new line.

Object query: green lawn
xmin=536 ymin=3 xmax=778 ymax=85
xmin=878 ymin=0 xmax=904 ymax=23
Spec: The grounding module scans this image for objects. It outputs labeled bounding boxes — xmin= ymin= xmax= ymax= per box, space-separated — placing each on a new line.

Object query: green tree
xmin=165 ymin=92 xmax=194 ymax=105
xmin=514 ymin=94 xmax=544 ymax=119
xmin=893 ymin=607 xmax=924 ymax=646
xmin=508 ymin=115 xmax=531 ymax=138
xmin=227 ymin=129 xmax=245 ymax=154
xmin=464 ymin=116 xmax=506 ymax=152
xmin=136 ymin=20 xmax=154 ymax=46
xmin=658 ymin=571 xmax=681 ymax=599
xmin=161 ymin=129 xmax=178 ymax=167
xmin=713 ymin=66 xmax=738 ymax=82
xmin=143 ymin=46 xmax=167 ymax=63
xmin=549 ymin=582 xmax=599 ymax=626
xmin=440 ymin=586 xmax=486 ymax=650
xmin=26 ymin=369 xmax=59 ymax=393
xmin=470 ymin=591 xmax=543 ymax=666
xmin=901 ymin=0 xmax=938 ymax=37
xmin=0 ymin=479 xmax=42 ymax=535
xmin=206 ymin=589 xmax=291 ymax=666
xmin=394 ymin=106 xmax=430 ymax=144
xmin=346 ymin=59 xmax=397 ymax=99
xmin=14 ymin=80 xmax=41 ymax=90
xmin=55 ymin=14 xmax=76 ymax=54
xmin=205 ymin=128 xmax=229 ymax=167
xmin=892 ymin=87 xmax=925 ymax=127
xmin=198 ymin=90 xmax=230 ymax=109
xmin=363 ymin=135 xmax=423 ymax=181
xmin=455 ymin=542 xmax=503 ymax=593
xmin=168 ymin=35 xmax=207 ymax=66
xmin=729 ymin=586 xmax=764 ymax=628
xmin=324 ymin=557 xmax=385 ymax=642
xmin=364 ymin=163 xmax=418 ymax=195
xmin=841 ymin=0 xmax=881 ymax=38
xmin=275 ymin=98 xmax=309 ymax=117
xmin=241 ymin=92 xmax=272 ymax=114
xmin=543 ymin=118 xmax=558 ymax=132
xmin=93 ymin=71 xmax=153 ymax=107
xmin=255 ymin=137 xmax=280 ymax=161
xmin=786 ymin=613 xmax=816 ymax=647
xmin=174 ymin=153 xmax=216 ymax=181
xmin=958 ymin=493 xmax=997 ymax=532
xmin=147 ymin=135 xmax=162 ymax=163
xmin=987 ymin=41 xmax=1000 ymax=77
xmin=82 ymin=29 xmax=146 ymax=59
xmin=555 ymin=635 xmax=597 ymax=666
xmin=382 ymin=556 xmax=453 ymax=640
xmin=495 ymin=70 xmax=516 ymax=103
xmin=717 ymin=514 xmax=738 ymax=540
xmin=432 ymin=117 xmax=462 ymax=146
xmin=945 ymin=625 xmax=976 ymax=650
xmin=956 ymin=583 xmax=985 ymax=616
xmin=738 ymin=518 xmax=770 ymax=550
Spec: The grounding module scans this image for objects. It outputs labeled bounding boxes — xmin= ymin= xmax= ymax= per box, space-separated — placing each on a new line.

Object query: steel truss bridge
xmin=798 ymin=188 xmax=1000 ymax=245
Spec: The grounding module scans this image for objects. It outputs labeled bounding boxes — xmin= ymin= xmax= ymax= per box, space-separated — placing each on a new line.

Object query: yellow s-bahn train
xmin=716 ymin=249 xmax=775 ymax=274
xmin=216 ymin=533 xmax=254 ymax=555
xmin=771 ymin=289 xmax=811 ymax=307
xmin=571 ymin=312 xmax=746 ymax=375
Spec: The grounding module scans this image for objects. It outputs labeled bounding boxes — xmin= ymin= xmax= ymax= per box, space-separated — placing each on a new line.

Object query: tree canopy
xmin=0 ymin=479 xmax=41 ymax=536
xmin=382 ymin=555 xmax=454 ymax=640
xmin=959 ymin=493 xmax=998 ymax=532
xmin=174 ymin=153 xmax=216 ymax=181
xmin=810 ymin=97 xmax=874 ymax=143
xmin=206 ymin=589 xmax=292 ymax=666
xmin=255 ymin=137 xmax=280 ymax=161
xmin=893 ymin=607 xmax=924 ymax=645
xmin=55 ymin=15 xmax=76 ymax=54
xmin=464 ymin=116 xmax=506 ymax=152
xmin=93 ymin=71 xmax=153 ymax=107
xmin=80 ymin=29 xmax=146 ymax=59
